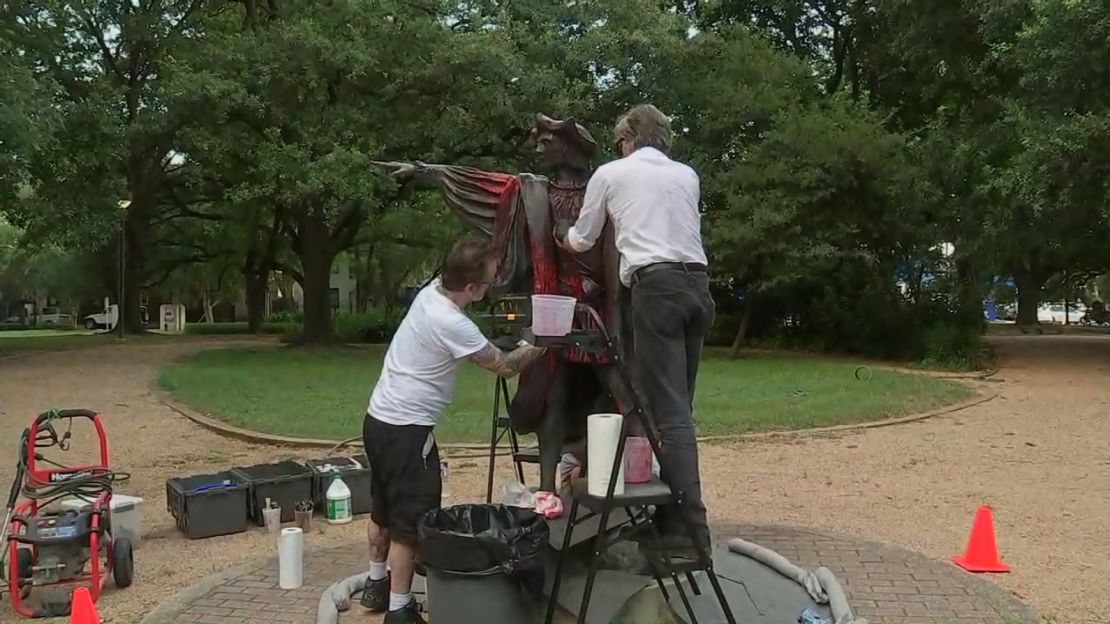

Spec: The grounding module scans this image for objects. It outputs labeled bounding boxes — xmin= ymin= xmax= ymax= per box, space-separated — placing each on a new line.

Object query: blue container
xmin=799 ymin=607 xmax=831 ymax=624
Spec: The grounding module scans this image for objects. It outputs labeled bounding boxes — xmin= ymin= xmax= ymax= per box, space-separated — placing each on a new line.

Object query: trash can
xmin=418 ymin=504 xmax=549 ymax=624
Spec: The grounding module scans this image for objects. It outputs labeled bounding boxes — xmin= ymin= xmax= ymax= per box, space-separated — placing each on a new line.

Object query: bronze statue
xmin=375 ymin=114 xmax=633 ymax=496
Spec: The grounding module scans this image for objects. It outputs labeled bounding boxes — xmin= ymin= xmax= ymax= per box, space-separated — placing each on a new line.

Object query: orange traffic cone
xmin=952 ymin=505 xmax=1010 ymax=573
xmin=69 ymin=587 xmax=100 ymax=624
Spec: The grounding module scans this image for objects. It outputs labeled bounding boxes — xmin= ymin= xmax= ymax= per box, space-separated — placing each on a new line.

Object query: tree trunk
xmin=1014 ymin=269 xmax=1043 ymax=326
xmin=121 ymin=181 xmax=158 ymax=334
xmin=954 ymin=255 xmax=984 ymax=331
xmin=244 ymin=268 xmax=268 ymax=333
xmin=243 ymin=206 xmax=282 ymax=333
xmin=728 ymin=299 xmax=754 ymax=360
xmin=123 ymin=219 xmax=146 ymax=333
xmin=296 ymin=217 xmax=336 ymax=344
xmin=1063 ymin=271 xmax=1072 ymax=326
xmin=201 ymin=290 xmax=214 ymax=323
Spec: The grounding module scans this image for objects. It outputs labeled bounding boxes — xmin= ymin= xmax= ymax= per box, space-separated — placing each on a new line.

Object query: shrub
xmin=185 ymin=322 xmax=296 ymax=335
xmin=277 ymin=308 xmax=405 ymax=344
xmin=916 ymin=324 xmax=983 ymax=371
xmin=335 ymin=308 xmax=403 ymax=343
xmin=267 ymin=310 xmax=304 ymax=324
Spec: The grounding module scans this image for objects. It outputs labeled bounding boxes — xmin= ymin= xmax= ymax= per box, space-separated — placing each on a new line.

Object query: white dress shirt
xmin=566 ymin=147 xmax=708 ymax=286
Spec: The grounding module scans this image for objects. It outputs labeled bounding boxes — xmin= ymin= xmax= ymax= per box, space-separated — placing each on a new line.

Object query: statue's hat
xmin=532 ymin=113 xmax=598 ymax=158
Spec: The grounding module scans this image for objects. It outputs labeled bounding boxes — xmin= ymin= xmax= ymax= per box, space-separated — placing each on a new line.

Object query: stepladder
xmin=534 ymin=305 xmax=738 ymax=624
xmin=485 ymin=375 xmax=533 ymax=503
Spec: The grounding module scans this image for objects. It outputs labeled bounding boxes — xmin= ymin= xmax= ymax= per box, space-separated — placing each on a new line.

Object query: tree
xmin=988 ymin=0 xmax=1110 ymax=323
xmin=0 ymin=218 xmax=102 ymax=319
xmin=0 ymin=0 xmax=215 ymax=332
xmin=171 ymin=0 xmax=565 ymax=343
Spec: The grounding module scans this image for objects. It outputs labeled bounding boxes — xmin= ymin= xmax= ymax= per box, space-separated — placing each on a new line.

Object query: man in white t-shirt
xmin=359 ymin=237 xmax=545 ymax=624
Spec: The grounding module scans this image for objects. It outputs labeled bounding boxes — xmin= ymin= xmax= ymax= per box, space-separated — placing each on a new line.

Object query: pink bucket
xmin=624 ymin=437 xmax=653 ymax=484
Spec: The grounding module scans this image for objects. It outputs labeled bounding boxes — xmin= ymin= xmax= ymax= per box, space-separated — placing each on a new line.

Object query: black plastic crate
xmin=166 ymin=471 xmax=250 ymax=539
xmin=305 ymin=454 xmax=373 ymax=516
xmin=231 ymin=460 xmax=313 ymax=525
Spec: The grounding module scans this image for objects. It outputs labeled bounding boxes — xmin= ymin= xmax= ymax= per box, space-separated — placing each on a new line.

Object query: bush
xmin=185 ymin=322 xmax=297 ymax=335
xmin=274 ymin=308 xmax=405 ymax=344
xmin=335 ymin=308 xmax=403 ymax=343
xmin=916 ymin=324 xmax=983 ymax=371
xmin=267 ymin=310 xmax=304 ymax=324
xmin=709 ymin=261 xmax=985 ymax=369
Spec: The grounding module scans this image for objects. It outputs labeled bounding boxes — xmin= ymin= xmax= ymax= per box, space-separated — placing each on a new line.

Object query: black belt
xmin=631 ymin=262 xmax=707 ymax=284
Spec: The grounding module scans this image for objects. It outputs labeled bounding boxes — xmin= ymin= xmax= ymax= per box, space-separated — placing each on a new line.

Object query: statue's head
xmin=531 ymin=113 xmax=598 ymax=173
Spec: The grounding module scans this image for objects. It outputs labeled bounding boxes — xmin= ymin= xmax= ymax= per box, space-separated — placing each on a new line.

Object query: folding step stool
xmin=481 ymin=295 xmax=542 ymax=503
xmin=485 ymin=375 xmax=534 ymax=502
xmin=534 ymin=306 xmax=738 ymax=624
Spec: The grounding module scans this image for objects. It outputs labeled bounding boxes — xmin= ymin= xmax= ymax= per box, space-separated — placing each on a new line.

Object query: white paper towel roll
xmin=278 ymin=527 xmax=304 ymax=589
xmin=587 ymin=413 xmax=626 ymax=497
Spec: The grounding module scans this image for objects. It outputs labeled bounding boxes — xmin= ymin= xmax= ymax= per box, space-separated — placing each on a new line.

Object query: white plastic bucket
xmin=531 ymin=294 xmax=577 ymax=336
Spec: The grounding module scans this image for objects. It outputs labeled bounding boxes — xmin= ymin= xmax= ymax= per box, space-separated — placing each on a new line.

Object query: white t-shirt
xmin=367 ymin=281 xmax=489 ymax=427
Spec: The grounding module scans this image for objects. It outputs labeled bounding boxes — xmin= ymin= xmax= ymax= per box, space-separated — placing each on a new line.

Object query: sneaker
xmin=359 ymin=575 xmax=389 ymax=612
xmin=383 ymin=600 xmax=426 ymax=624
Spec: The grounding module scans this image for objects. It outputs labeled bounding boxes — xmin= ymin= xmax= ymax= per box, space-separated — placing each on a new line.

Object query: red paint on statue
xmin=484 ymin=174 xmax=611 ymax=365
xmin=490 ymin=176 xmax=520 ymax=270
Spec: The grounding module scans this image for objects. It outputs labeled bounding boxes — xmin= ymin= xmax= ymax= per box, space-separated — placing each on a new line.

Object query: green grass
xmin=0 ymin=330 xmax=189 ymax=354
xmin=157 ymin=346 xmax=973 ymax=443
xmin=0 ymin=329 xmax=109 ymax=353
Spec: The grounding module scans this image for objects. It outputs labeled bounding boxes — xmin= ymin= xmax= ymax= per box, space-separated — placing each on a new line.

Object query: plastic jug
xmin=325 ymin=475 xmax=353 ymax=524
xmin=624 ymin=437 xmax=653 ymax=484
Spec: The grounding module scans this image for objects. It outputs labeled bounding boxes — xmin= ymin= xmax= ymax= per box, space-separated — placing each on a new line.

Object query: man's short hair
xmin=614 ymin=104 xmax=673 ymax=154
xmin=441 ymin=237 xmax=494 ymax=291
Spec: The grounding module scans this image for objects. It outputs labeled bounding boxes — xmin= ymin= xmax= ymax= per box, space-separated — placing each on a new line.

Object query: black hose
xmin=21 ymin=468 xmax=132 ymax=509
xmin=12 ymin=423 xmax=132 ymax=509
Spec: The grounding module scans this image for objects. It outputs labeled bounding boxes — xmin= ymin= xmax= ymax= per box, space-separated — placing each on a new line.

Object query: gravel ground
xmin=0 ymin=334 xmax=1106 ymax=623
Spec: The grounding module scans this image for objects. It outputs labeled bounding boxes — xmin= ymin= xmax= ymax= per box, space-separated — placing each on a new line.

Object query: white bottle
xmin=440 ymin=461 xmax=451 ymax=500
xmin=325 ymin=475 xmax=353 ymax=524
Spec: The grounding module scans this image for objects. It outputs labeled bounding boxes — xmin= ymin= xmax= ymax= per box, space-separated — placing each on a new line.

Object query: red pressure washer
xmin=1 ymin=409 xmax=133 ymax=618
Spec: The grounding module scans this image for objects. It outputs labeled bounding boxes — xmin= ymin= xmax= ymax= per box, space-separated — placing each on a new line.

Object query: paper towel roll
xmin=587 ymin=413 xmax=626 ymax=497
xmin=278 ymin=527 xmax=304 ymax=589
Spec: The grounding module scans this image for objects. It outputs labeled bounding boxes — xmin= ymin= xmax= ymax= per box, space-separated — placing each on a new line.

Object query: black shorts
xmin=362 ymin=414 xmax=441 ymax=541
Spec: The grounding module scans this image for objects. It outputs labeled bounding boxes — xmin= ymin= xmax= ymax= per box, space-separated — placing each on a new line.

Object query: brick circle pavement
xmin=139 ymin=524 xmax=1036 ymax=624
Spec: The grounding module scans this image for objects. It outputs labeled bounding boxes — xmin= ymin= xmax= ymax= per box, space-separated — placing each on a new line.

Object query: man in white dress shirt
xmin=556 ymin=104 xmax=715 ymax=552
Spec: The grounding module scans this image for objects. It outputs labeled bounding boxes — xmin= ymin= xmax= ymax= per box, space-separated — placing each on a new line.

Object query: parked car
xmin=1037 ymin=302 xmax=1086 ymax=324
xmin=34 ymin=306 xmax=74 ymax=327
xmin=1079 ymin=301 xmax=1110 ymax=326
xmin=83 ymin=304 xmax=149 ymax=330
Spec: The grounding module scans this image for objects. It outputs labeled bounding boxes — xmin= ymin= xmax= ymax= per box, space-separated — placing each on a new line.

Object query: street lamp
xmin=118 ymin=199 xmax=131 ymax=340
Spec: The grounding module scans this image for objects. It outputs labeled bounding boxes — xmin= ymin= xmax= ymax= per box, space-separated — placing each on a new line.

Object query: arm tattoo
xmin=469 ymin=342 xmax=546 ymax=378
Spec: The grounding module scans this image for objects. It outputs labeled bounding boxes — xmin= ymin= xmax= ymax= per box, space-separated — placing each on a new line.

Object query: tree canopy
xmin=2 ymin=0 xmax=1107 ymax=359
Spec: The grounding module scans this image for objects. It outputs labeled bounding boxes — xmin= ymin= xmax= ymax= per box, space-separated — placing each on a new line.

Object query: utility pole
xmin=118 ymin=200 xmax=131 ymax=339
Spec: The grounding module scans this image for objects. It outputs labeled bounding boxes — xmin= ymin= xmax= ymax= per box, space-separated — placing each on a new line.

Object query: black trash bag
xmin=418 ymin=504 xmax=549 ymax=600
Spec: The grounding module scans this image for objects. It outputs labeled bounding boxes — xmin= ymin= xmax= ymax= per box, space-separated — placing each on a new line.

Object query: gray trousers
xmin=630 ymin=265 xmax=715 ymax=546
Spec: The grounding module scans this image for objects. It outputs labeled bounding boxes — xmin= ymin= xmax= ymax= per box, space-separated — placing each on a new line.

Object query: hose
xmin=0 ymin=414 xmax=130 ymax=596
xmin=727 ymin=538 xmax=870 ymax=624
xmin=316 ymin=572 xmax=369 ymax=624
xmin=21 ymin=467 xmax=132 ymax=509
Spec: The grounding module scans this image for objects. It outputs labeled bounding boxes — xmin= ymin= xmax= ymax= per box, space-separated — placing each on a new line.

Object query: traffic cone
xmin=69 ymin=587 xmax=100 ymax=624
xmin=952 ymin=505 xmax=1010 ymax=573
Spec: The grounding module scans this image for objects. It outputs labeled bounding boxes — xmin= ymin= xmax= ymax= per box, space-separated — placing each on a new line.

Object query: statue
xmin=375 ymin=113 xmax=633 ymax=496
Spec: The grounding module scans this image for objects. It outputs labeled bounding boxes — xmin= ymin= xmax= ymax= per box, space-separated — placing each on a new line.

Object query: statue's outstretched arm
xmin=372 ymin=161 xmax=516 ymax=237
